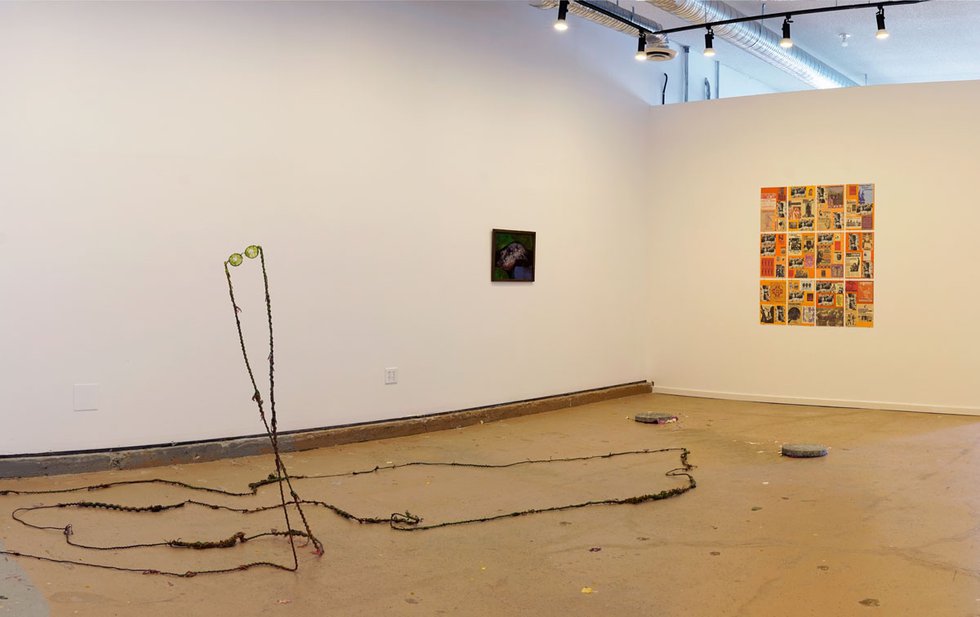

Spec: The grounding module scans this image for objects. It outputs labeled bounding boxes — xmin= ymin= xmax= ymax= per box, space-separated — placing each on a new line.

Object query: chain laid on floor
xmin=0 ymin=246 xmax=696 ymax=577
xmin=0 ymin=447 xmax=696 ymax=577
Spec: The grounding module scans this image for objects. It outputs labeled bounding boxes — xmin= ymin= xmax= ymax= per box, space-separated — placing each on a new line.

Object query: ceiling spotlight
xmin=779 ymin=16 xmax=793 ymax=49
xmin=554 ymin=0 xmax=569 ymax=31
xmin=839 ymin=33 xmax=851 ymax=47
xmin=704 ymin=27 xmax=716 ymax=57
xmin=635 ymin=33 xmax=647 ymax=61
xmin=875 ymin=6 xmax=889 ymax=39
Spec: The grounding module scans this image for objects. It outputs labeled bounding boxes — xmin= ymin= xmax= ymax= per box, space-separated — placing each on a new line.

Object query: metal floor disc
xmin=781 ymin=443 xmax=828 ymax=458
xmin=634 ymin=412 xmax=677 ymax=425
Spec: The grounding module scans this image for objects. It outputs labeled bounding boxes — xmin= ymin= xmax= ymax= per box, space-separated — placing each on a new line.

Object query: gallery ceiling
xmin=633 ymin=0 xmax=980 ymax=91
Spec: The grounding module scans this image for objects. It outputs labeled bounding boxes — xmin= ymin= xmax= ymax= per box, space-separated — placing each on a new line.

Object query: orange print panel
xmin=760 ymin=233 xmax=787 ymax=278
xmin=761 ymin=187 xmax=787 ymax=232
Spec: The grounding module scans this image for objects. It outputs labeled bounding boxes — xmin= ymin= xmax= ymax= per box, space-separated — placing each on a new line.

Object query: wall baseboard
xmin=652 ymin=386 xmax=980 ymax=417
xmin=0 ymin=381 xmax=652 ymax=479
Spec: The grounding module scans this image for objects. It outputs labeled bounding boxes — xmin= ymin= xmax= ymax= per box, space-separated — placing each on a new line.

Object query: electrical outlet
xmin=384 ymin=367 xmax=398 ymax=385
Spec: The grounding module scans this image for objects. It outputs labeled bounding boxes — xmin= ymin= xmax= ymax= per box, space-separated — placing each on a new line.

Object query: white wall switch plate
xmin=384 ymin=367 xmax=398 ymax=385
xmin=73 ymin=383 xmax=100 ymax=411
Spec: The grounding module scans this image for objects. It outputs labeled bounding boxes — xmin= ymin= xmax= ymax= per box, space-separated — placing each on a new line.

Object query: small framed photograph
xmin=491 ymin=229 xmax=535 ymax=282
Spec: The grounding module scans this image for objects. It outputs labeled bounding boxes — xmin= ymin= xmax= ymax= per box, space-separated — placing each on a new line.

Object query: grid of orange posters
xmin=760 ymin=184 xmax=874 ymax=328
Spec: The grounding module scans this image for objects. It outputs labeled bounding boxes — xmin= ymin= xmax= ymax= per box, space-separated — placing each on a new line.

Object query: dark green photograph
xmin=491 ymin=229 xmax=535 ymax=282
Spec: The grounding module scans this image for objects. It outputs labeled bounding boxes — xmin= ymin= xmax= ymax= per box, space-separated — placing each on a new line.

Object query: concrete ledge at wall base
xmin=0 ymin=381 xmax=652 ymax=479
xmin=652 ymin=386 xmax=980 ymax=417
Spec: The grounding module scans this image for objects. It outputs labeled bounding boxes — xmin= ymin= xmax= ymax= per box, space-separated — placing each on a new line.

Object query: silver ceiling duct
xmin=642 ymin=0 xmax=857 ymax=89
xmin=532 ymin=0 xmax=678 ymax=60
xmin=531 ymin=0 xmax=665 ymax=41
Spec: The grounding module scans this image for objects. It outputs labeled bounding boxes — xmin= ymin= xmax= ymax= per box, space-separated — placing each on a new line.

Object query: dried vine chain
xmin=223 ymin=246 xmax=321 ymax=564
xmin=0 ymin=448 xmax=693 ymax=498
xmin=0 ymin=447 xmax=696 ymax=577
xmin=0 ymin=246 xmax=695 ymax=577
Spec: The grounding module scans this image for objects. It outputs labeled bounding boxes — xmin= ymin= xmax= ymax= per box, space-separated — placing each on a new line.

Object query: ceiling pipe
xmin=531 ymin=0 xmax=665 ymax=41
xmin=642 ymin=0 xmax=858 ymax=89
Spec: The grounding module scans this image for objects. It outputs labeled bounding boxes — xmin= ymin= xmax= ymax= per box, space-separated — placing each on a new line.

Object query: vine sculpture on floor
xmin=0 ymin=246 xmax=697 ymax=577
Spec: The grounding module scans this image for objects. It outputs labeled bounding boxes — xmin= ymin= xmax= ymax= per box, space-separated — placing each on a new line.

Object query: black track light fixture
xmin=554 ymin=0 xmax=569 ymax=31
xmin=875 ymin=6 xmax=890 ymax=39
xmin=779 ymin=16 xmax=793 ymax=49
xmin=703 ymin=27 xmax=715 ymax=57
xmin=635 ymin=32 xmax=647 ymax=61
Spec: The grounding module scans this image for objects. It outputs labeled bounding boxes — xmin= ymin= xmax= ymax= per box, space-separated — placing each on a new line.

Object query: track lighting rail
xmin=574 ymin=0 xmax=924 ymax=37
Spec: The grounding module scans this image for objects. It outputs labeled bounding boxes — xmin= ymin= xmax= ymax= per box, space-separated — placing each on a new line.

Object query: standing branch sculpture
xmin=223 ymin=245 xmax=323 ymax=564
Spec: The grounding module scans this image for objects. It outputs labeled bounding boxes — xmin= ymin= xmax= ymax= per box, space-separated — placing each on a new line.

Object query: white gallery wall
xmin=2 ymin=2 xmax=978 ymax=456
xmin=647 ymin=79 xmax=980 ymax=414
xmin=0 ymin=1 xmax=659 ymax=454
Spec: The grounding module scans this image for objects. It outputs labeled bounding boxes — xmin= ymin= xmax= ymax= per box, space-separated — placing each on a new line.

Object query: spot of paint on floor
xmin=859 ymin=598 xmax=880 ymax=607
xmin=710 ymin=551 xmax=721 ymax=556
xmin=752 ymin=507 xmax=763 ymax=511
xmin=817 ymin=565 xmax=830 ymax=571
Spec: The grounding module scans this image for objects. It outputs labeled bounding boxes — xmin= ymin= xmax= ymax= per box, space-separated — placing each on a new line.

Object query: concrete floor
xmin=1 ymin=393 xmax=978 ymax=616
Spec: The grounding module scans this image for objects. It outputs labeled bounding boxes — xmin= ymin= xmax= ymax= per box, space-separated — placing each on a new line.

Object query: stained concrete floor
xmin=1 ymin=393 xmax=979 ymax=617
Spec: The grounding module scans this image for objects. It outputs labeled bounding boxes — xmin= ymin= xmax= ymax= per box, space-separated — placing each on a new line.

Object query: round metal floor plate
xmin=781 ymin=443 xmax=828 ymax=458
xmin=634 ymin=412 xmax=677 ymax=424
